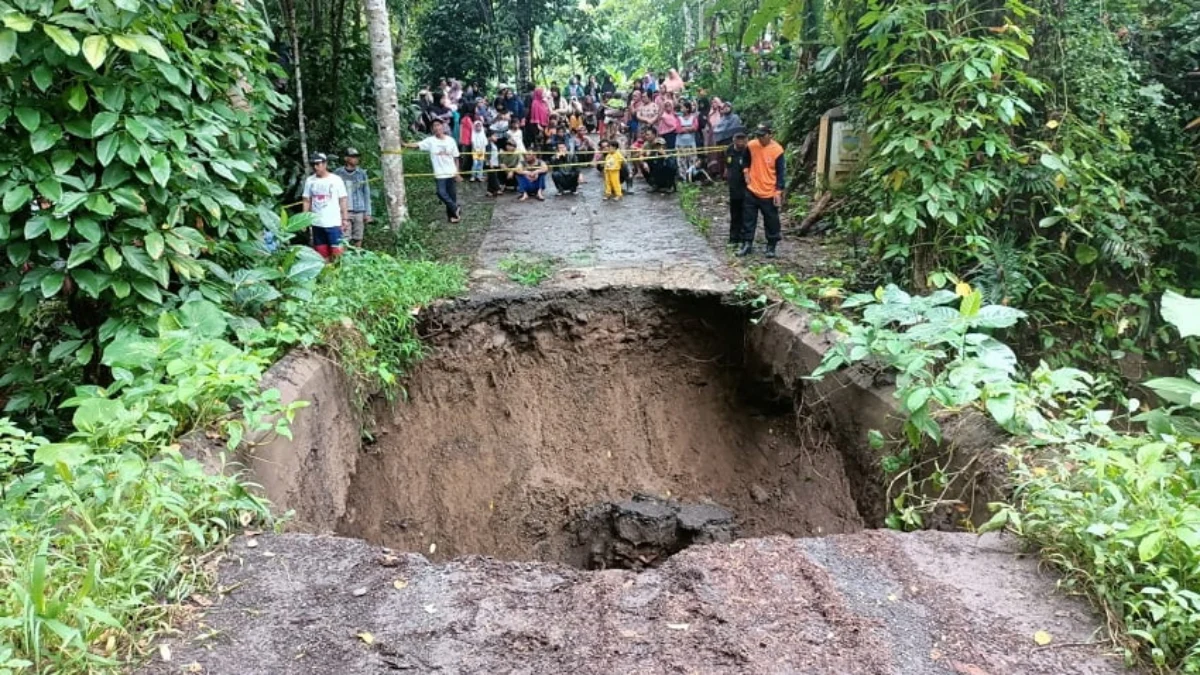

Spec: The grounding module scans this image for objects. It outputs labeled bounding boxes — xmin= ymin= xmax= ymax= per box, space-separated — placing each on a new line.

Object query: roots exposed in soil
xmin=335 ymin=289 xmax=866 ymax=568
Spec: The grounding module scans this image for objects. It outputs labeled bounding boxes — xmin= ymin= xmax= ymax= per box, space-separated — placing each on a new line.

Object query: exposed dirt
xmin=150 ymin=157 xmax=1136 ymax=674
xmin=141 ymin=531 xmax=1128 ymax=675
xmin=336 ymin=289 xmax=864 ymax=567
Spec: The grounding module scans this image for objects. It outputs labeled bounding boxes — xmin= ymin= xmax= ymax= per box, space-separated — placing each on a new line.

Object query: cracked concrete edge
xmin=747 ymin=304 xmax=1011 ymax=527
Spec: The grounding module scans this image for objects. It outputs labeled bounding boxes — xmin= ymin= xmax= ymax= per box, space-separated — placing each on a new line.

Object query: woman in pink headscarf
xmin=663 ymin=68 xmax=685 ymax=94
xmin=529 ymin=86 xmax=551 ymax=140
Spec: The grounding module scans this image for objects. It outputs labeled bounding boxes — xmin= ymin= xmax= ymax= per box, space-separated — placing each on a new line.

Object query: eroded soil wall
xmin=336 ymin=289 xmax=866 ymax=565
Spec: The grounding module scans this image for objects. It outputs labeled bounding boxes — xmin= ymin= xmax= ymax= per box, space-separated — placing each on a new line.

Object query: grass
xmin=678 ymin=181 xmax=712 ymax=236
xmin=362 ymin=154 xmax=494 ymax=264
xmin=296 ymin=249 xmax=467 ymax=406
xmin=497 ymin=253 xmax=555 ymax=286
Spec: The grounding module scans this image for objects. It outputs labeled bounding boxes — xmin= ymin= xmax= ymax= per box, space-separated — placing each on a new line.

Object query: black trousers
xmin=552 ymin=169 xmax=579 ymax=192
xmin=486 ymin=168 xmax=503 ymax=194
xmin=729 ymin=195 xmax=745 ymax=242
xmin=742 ymin=193 xmax=781 ymax=243
xmin=435 ymin=178 xmax=459 ymax=220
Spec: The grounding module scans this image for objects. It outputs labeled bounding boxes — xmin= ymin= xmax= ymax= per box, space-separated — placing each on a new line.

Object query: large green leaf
xmin=35 ymin=177 xmax=62 ymax=203
xmin=30 ymin=124 xmax=63 ymax=153
xmin=91 ymin=111 xmax=119 ymax=137
xmin=149 ymin=152 xmax=171 ymax=187
xmin=125 ymin=116 xmax=149 ymax=141
xmin=70 ymin=268 xmax=107 ymax=297
xmin=144 ymin=231 xmax=164 ymax=260
xmin=132 ymin=34 xmax=168 ymax=61
xmin=103 ymin=245 xmax=121 ymax=271
xmin=131 ymin=277 xmax=162 ymax=303
xmin=73 ymin=217 xmax=101 ymax=243
xmin=1162 ymin=291 xmax=1200 ymax=339
xmin=2 ymin=13 xmax=33 ymax=32
xmin=3 ymin=185 xmax=32 ymax=213
xmin=96 ymin=132 xmax=119 ymax=166
xmin=43 ymin=24 xmax=79 ymax=56
xmin=41 ymin=270 xmax=65 ymax=297
xmin=66 ymin=83 xmax=88 ymax=111
xmin=0 ymin=30 xmax=16 ymax=63
xmin=81 ymin=34 xmax=108 ymax=69
xmin=178 ymin=299 xmax=227 ymax=338
xmin=66 ymin=241 xmax=99 ymax=268
xmin=14 ymin=107 xmax=40 ymax=132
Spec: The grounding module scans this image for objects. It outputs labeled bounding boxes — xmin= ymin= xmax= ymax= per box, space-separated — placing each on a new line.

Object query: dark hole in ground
xmin=336 ymin=290 xmax=870 ymax=569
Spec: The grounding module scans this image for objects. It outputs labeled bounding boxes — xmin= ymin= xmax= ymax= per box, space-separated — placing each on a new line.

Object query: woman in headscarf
xmin=705 ymin=96 xmax=725 ymax=178
xmin=626 ymin=90 xmax=645 ymax=143
xmin=655 ymin=99 xmax=680 ymax=150
xmin=529 ymin=86 xmax=551 ymax=130
xmin=447 ymin=79 xmax=463 ymax=107
xmin=663 ymin=68 xmax=685 ymax=94
xmin=711 ymin=100 xmax=745 ymax=180
xmin=527 ymin=86 xmax=551 ymax=148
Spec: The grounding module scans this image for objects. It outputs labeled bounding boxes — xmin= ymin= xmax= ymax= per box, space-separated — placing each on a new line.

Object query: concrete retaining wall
xmin=746 ymin=304 xmax=1008 ymax=528
xmin=184 ymin=350 xmax=360 ymax=531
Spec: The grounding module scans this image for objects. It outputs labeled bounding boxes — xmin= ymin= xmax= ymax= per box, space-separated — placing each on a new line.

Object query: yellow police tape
xmin=286 ymin=144 xmax=730 ymax=208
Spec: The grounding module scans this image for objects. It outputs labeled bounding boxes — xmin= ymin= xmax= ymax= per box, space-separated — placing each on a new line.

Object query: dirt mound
xmin=141 ymin=531 xmax=1128 ymax=675
xmin=334 ymin=290 xmax=864 ymax=566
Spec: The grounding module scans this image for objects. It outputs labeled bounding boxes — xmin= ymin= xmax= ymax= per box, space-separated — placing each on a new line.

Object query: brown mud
xmin=143 ymin=532 xmax=1126 ymax=675
xmin=336 ymin=290 xmax=863 ymax=567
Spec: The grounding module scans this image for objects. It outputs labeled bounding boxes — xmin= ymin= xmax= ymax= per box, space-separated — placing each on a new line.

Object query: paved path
xmin=475 ymin=165 xmax=732 ymax=292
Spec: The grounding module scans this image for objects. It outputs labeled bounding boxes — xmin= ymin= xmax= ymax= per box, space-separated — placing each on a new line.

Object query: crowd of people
xmin=302 ymin=71 xmax=785 ymax=261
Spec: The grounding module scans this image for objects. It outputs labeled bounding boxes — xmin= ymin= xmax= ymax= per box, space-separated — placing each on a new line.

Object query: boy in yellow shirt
xmin=601 ymin=140 xmax=625 ymax=201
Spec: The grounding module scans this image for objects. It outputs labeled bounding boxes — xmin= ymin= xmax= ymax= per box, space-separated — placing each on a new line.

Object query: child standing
xmin=485 ymin=131 xmax=503 ymax=196
xmin=470 ymin=120 xmax=487 ymax=182
xmin=601 ymin=140 xmax=625 ymax=201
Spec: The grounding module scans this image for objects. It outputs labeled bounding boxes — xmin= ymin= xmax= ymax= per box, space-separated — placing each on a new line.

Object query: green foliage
xmin=0 ymin=434 xmax=268 ymax=671
xmin=290 ymin=249 xmax=465 ymax=404
xmin=763 ymin=274 xmax=1200 ymax=670
xmin=0 ymin=0 xmax=301 ymax=436
xmin=677 ymin=182 xmax=711 ymax=236
xmin=0 ymin=298 xmax=293 ymax=670
xmin=856 ymin=0 xmax=1045 ymax=285
xmin=497 ymin=253 xmax=553 ymax=286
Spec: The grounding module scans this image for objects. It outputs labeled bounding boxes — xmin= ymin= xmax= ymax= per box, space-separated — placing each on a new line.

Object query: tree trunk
xmin=518 ymin=27 xmax=532 ymax=89
xmin=282 ymin=0 xmax=308 ymax=168
xmin=363 ymin=0 xmax=408 ymax=228
xmin=683 ymin=2 xmax=693 ymax=52
xmin=328 ymin=0 xmax=347 ymax=145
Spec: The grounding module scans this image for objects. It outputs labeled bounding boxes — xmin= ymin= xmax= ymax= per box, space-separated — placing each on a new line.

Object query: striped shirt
xmin=333 ymin=166 xmax=372 ymax=216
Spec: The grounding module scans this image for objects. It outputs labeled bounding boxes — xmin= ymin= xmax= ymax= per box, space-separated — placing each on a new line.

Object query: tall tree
xmin=281 ymin=0 xmax=309 ymax=166
xmin=364 ymin=0 xmax=408 ymax=226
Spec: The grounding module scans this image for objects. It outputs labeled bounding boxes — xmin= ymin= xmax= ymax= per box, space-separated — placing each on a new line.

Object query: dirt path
xmin=143 ymin=532 xmax=1126 ymax=674
xmin=474 ymin=167 xmax=733 ymax=292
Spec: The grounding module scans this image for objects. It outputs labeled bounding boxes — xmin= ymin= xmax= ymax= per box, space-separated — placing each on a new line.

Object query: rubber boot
xmin=765 ymin=242 xmax=778 ymax=259
xmin=736 ymin=241 xmax=753 ymax=257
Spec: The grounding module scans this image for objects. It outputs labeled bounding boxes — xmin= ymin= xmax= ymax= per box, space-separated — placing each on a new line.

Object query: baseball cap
xmin=754 ymin=122 xmax=774 ymax=136
xmin=652 ymin=137 xmax=666 ymax=145
xmin=344 ymin=147 xmax=360 ymax=157
xmin=309 ymin=152 xmax=328 ymax=165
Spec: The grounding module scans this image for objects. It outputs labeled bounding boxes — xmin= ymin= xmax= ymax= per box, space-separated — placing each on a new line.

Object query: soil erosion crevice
xmin=334 ymin=289 xmax=866 ymax=567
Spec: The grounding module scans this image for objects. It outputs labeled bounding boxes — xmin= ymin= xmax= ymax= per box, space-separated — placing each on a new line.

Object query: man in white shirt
xmin=301 ymin=153 xmax=349 ymax=260
xmin=405 ymin=119 xmax=462 ymax=223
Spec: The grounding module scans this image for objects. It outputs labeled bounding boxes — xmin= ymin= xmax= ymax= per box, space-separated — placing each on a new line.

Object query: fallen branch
xmin=794 ymin=193 xmax=845 ymax=236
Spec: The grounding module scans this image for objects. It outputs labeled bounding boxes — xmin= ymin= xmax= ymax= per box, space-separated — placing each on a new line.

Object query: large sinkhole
xmin=327 ymin=288 xmax=876 ymax=570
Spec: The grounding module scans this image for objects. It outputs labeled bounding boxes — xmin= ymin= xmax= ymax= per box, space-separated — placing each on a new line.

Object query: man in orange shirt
xmin=737 ymin=123 xmax=786 ymax=258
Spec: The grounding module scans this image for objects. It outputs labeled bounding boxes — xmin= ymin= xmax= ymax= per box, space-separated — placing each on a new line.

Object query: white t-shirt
xmin=302 ymin=174 xmax=347 ymax=229
xmin=418 ymin=135 xmax=461 ymax=179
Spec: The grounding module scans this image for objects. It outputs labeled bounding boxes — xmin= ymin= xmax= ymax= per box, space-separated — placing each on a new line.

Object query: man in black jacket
xmin=725 ymin=133 xmax=750 ymax=244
